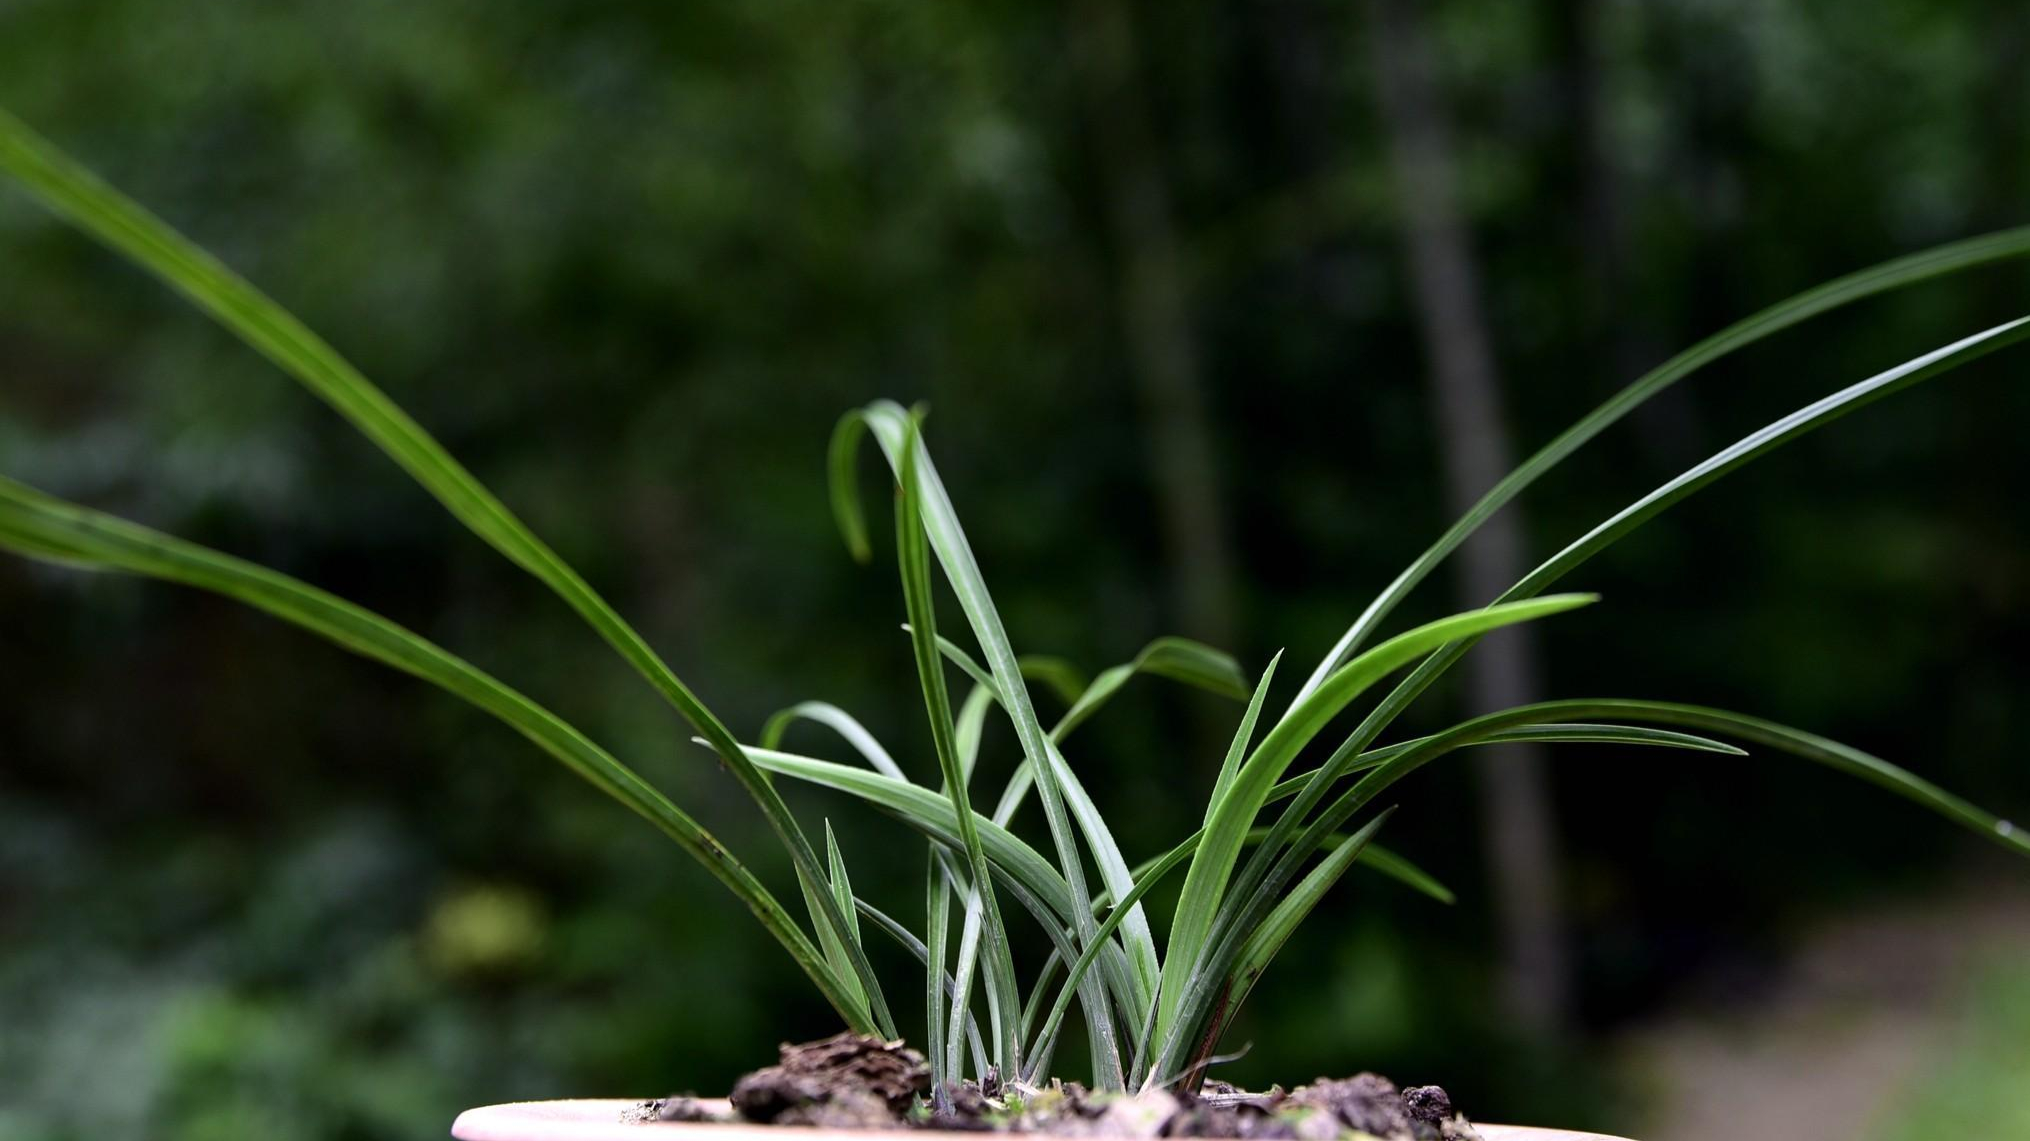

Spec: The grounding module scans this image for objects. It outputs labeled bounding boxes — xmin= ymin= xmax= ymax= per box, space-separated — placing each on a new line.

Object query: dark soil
xmin=624 ymin=1034 xmax=1482 ymax=1140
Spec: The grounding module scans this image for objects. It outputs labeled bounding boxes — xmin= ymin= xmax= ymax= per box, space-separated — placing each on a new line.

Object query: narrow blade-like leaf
xmin=0 ymin=109 xmax=898 ymax=1036
xmin=0 ymin=476 xmax=871 ymax=1026
xmin=1209 ymin=652 xmax=1281 ymax=824
xmin=762 ymin=702 xmax=906 ymax=781
xmin=1156 ymin=594 xmax=1596 ymax=1050
xmin=1292 ymin=228 xmax=2030 ymax=708
xmin=1053 ymin=636 xmax=1252 ymax=741
xmin=1222 ymin=810 xmax=1397 ymax=1043
xmin=855 ymin=891 xmax=988 ymax=1082
xmin=1252 ymin=317 xmax=2030 ymax=951
xmin=859 ymin=403 xmax=1125 ymax=1086
xmin=925 ymin=855 xmax=952 ymax=1102
xmin=1153 ymin=694 xmax=2030 ymax=1083
xmin=897 ymin=413 xmax=1024 ymax=1074
xmin=741 ymin=741 xmax=1149 ymax=1034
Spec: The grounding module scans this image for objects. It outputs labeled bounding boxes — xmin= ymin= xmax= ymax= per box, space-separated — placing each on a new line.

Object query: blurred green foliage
xmin=3 ymin=0 xmax=2028 ymax=1138
xmin=1873 ymin=951 xmax=2030 ymax=1141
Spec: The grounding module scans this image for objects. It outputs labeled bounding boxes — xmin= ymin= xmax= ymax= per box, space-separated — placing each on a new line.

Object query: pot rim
xmin=449 ymin=1099 xmax=1638 ymax=1141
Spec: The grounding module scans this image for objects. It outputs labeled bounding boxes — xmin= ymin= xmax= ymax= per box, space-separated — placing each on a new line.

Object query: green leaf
xmin=1020 ymin=656 xmax=1090 ymax=707
xmin=1223 ymin=810 xmax=1397 ymax=1041
xmin=1124 ymin=832 xmax=1452 ymax=906
xmin=955 ymin=683 xmax=996 ymax=785
xmin=1053 ymin=636 xmax=1252 ymax=741
xmin=0 ymin=475 xmax=872 ymax=1028
xmin=1155 ymin=594 xmax=1597 ymax=1055
xmin=828 ymin=410 xmax=875 ymax=564
xmin=1343 ymin=843 xmax=1454 ymax=906
xmin=925 ymin=855 xmax=952 ymax=1099
xmin=1131 ymin=637 xmax=1253 ymax=699
xmin=1301 ymin=315 xmax=2030 ymax=878
xmin=825 ymin=821 xmax=862 ymax=947
xmin=1209 ymin=651 xmax=1281 ymax=824
xmin=752 ymin=672 xmax=1010 ymax=1050
xmin=1019 ymin=949 xmax=1066 ymax=1047
xmin=742 ymin=746 xmax=1070 ymax=913
xmin=1074 ymin=721 xmax=1733 ymax=1084
xmin=757 ymin=691 xmax=991 ymax=1061
xmin=1023 ymin=811 xmax=1203 ymax=1079
xmin=904 ymin=652 xmax=1168 ymax=1008
xmin=937 ymin=857 xmax=1000 ymax=1082
xmin=853 ymin=891 xmax=988 ymax=1081
xmin=917 ymin=629 xmax=1226 ymax=1028
xmin=1518 ymin=319 xmax=2030 ymax=604
xmin=924 ymin=630 xmax=1243 ymax=840
xmin=1152 ymin=694 xmax=2030 ymax=1084
xmin=896 ymin=411 xmax=1024 ymax=1075
xmin=739 ymin=741 xmax=1149 ymax=1033
xmin=856 ymin=402 xmax=1126 ymax=1087
xmin=1560 ymin=701 xmax=2028 ymax=857
xmin=801 ymin=821 xmax=871 ymax=1021
xmin=0 ymin=107 xmax=898 ymax=1038
xmin=1104 ymin=720 xmax=1738 ymax=908
xmin=758 ymin=719 xmax=1731 ymax=927
xmin=1291 ymin=227 xmax=2030 ymax=708
xmin=1284 ymin=700 xmax=2030 ymax=939
xmin=751 ymin=717 xmax=1739 ymax=1083
xmin=761 ymin=701 xmax=906 ymax=780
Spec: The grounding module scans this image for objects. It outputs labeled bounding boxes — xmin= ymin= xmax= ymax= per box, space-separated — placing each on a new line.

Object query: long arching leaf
xmin=1244 ymin=317 xmax=2030 ymax=953
xmin=0 ymin=475 xmax=871 ymax=1026
xmin=1040 ymin=721 xmax=1736 ymax=1079
xmin=1053 ymin=637 xmax=1251 ymax=742
xmin=761 ymin=702 xmax=907 ymax=781
xmin=0 ymin=108 xmax=898 ymax=1037
xmin=1290 ymin=227 xmax=2030 ymax=708
xmin=1152 ymin=695 xmax=2030 ymax=1084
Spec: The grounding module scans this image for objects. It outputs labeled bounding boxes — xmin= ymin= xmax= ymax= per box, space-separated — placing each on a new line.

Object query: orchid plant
xmin=2 ymin=109 xmax=2025 ymax=1104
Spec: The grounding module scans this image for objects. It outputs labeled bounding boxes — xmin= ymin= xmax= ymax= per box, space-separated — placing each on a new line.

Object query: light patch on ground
xmin=1623 ymin=876 xmax=2030 ymax=1141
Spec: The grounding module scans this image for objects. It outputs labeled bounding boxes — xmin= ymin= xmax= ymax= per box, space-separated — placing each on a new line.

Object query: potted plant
xmin=2 ymin=107 xmax=2026 ymax=1141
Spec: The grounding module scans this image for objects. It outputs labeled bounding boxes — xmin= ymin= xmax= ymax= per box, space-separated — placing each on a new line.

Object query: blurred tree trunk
xmin=1067 ymin=0 xmax=1239 ymax=658
xmin=1366 ymin=0 xmax=1569 ymax=1038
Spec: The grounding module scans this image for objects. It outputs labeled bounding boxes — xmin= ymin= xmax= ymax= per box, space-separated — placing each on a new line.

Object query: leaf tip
xmin=827 ymin=410 xmax=876 ymax=564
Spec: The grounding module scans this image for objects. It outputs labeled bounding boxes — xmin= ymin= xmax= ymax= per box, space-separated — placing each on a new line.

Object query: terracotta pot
xmin=449 ymin=1100 xmax=1636 ymax=1141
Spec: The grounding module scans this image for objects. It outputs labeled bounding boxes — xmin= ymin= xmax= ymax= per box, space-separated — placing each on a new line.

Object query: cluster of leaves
xmin=2 ymin=106 xmax=2027 ymax=1098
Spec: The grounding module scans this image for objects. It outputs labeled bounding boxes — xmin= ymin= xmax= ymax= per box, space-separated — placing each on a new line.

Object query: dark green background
xmin=3 ymin=1 xmax=2027 ymax=1138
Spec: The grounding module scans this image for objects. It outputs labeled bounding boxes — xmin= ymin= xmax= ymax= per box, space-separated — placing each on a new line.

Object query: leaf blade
xmin=1209 ymin=651 xmax=1282 ymax=825
xmin=863 ymin=402 xmax=1126 ymax=1087
xmin=1155 ymin=593 xmax=1597 ymax=1053
xmin=0 ymin=108 xmax=900 ymax=1037
xmin=0 ymin=475 xmax=873 ymax=1027
xmin=1291 ymin=227 xmax=2030 ymax=708
xmin=1244 ymin=318 xmax=2030 ymax=986
xmin=762 ymin=701 xmax=907 ymax=781
xmin=897 ymin=412 xmax=1024 ymax=1074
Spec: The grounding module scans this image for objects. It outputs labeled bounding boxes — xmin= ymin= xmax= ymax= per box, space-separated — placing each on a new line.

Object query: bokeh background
xmin=3 ymin=2 xmax=2028 ymax=1139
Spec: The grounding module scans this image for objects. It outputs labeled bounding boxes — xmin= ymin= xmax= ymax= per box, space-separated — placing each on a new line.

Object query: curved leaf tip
xmin=827 ymin=410 xmax=874 ymax=564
